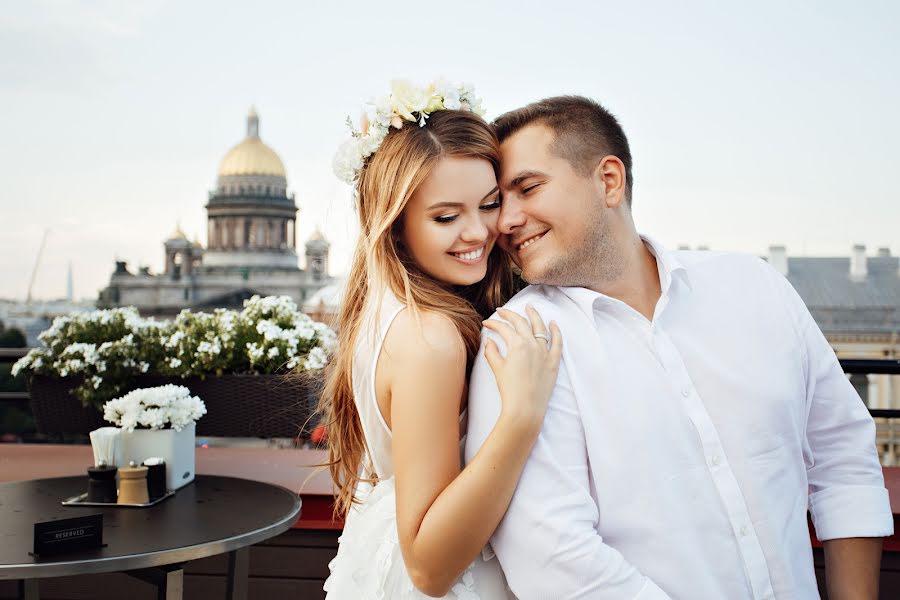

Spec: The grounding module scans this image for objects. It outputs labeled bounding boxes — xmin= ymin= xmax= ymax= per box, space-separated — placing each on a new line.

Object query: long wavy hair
xmin=320 ymin=110 xmax=515 ymax=516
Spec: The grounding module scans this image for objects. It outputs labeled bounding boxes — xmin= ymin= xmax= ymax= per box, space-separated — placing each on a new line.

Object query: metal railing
xmin=838 ymin=359 xmax=900 ymax=419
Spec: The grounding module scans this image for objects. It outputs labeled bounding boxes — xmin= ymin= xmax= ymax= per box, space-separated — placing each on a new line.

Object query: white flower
xmin=11 ymin=351 xmax=34 ymax=377
xmin=166 ymin=330 xmax=186 ymax=348
xmin=333 ymin=79 xmax=487 ymax=187
xmin=432 ymin=78 xmax=461 ymax=110
xmin=367 ymin=95 xmax=394 ymax=127
xmin=302 ymin=346 xmax=329 ymax=371
xmin=313 ymin=322 xmax=338 ymax=352
xmin=390 ymin=79 xmax=430 ymax=122
xmin=103 ymin=385 xmax=206 ymax=432
xmin=332 ymin=138 xmax=364 ymax=185
xmin=246 ymin=342 xmax=264 ymax=362
xmin=267 ymin=346 xmax=280 ymax=358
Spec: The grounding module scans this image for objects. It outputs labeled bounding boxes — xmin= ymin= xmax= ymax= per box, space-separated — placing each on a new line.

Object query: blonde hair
xmin=320 ymin=110 xmax=515 ymax=516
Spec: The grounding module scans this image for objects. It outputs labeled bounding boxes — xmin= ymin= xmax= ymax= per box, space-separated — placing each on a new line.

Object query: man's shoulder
xmin=674 ymin=249 xmax=779 ymax=285
xmin=674 ymin=248 xmax=766 ymax=270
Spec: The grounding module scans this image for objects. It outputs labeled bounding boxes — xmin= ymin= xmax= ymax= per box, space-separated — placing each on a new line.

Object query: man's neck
xmin=587 ymin=235 xmax=662 ymax=321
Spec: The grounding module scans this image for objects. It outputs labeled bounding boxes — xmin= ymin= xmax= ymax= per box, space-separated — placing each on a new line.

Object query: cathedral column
xmin=165 ymin=250 xmax=176 ymax=276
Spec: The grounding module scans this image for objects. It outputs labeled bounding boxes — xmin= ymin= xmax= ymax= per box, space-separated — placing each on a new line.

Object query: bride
xmin=321 ymin=80 xmax=561 ymax=599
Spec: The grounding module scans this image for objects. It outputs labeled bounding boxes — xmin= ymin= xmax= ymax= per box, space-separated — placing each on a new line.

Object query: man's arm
xmin=465 ymin=324 xmax=671 ymax=600
xmin=823 ymin=538 xmax=882 ymax=600
xmin=768 ymin=265 xmax=892 ymax=597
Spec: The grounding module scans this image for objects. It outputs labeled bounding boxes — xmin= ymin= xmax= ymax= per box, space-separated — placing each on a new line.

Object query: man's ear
xmin=593 ymin=155 xmax=627 ymax=209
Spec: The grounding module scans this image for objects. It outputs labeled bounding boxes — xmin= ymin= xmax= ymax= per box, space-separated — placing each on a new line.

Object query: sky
xmin=1 ymin=0 xmax=899 ymax=301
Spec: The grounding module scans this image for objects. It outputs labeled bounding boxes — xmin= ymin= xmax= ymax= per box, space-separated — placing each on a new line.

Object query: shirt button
xmin=681 ymin=385 xmax=691 ymax=397
xmin=710 ymin=455 xmax=721 ymax=467
xmin=739 ymin=525 xmax=749 ymax=537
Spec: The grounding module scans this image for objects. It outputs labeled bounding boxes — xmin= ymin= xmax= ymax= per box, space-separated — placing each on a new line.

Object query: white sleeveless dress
xmin=323 ymin=290 xmax=514 ymax=600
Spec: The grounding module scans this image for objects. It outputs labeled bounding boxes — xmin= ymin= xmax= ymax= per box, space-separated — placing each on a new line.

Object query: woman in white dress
xmin=322 ymin=80 xmax=562 ymax=599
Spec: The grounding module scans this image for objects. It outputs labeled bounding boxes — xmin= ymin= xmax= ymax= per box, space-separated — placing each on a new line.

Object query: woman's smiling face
xmin=401 ymin=156 xmax=501 ymax=286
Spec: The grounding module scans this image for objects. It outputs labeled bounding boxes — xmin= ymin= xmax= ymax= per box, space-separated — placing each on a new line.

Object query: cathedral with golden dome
xmin=98 ymin=108 xmax=332 ymax=316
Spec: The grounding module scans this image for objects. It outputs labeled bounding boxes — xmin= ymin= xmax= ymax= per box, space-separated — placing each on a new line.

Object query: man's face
xmin=497 ymin=124 xmax=610 ymax=286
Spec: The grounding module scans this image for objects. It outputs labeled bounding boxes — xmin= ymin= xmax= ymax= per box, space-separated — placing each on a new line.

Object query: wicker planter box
xmin=27 ymin=373 xmax=321 ymax=438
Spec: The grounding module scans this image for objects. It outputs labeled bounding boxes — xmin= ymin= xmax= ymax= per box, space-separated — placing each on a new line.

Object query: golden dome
xmin=167 ymin=223 xmax=188 ymax=240
xmin=217 ymin=108 xmax=286 ymax=177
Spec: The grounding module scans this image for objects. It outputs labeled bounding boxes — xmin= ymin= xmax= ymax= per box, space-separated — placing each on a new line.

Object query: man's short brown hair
xmin=493 ymin=95 xmax=633 ymax=203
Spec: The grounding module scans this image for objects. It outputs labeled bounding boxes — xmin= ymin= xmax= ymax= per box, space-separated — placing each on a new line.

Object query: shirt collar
xmin=642 ymin=233 xmax=692 ymax=294
xmin=557 ymin=234 xmax=692 ymax=319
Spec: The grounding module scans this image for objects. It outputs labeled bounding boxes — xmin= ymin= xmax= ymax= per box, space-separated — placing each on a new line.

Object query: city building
xmin=97 ymin=108 xmax=332 ymax=317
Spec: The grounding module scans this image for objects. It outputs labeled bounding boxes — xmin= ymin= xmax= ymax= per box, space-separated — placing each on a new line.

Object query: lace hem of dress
xmin=323 ymin=477 xmax=483 ymax=600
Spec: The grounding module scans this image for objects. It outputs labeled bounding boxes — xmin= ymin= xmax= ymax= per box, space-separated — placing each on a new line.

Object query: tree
xmin=0 ymin=327 xmax=27 ymax=348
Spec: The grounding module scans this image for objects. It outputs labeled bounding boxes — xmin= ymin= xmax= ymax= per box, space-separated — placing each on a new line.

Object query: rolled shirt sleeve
xmin=771 ymin=266 xmax=894 ymax=541
xmin=465 ymin=325 xmax=671 ymax=600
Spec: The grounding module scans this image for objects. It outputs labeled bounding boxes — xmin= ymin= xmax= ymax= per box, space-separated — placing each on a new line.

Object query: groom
xmin=464 ymin=96 xmax=893 ymax=599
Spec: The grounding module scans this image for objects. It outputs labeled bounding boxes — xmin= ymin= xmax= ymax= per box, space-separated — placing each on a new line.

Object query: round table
xmin=0 ymin=475 xmax=302 ymax=600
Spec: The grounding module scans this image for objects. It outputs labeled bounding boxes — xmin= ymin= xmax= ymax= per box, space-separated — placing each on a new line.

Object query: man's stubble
xmin=523 ymin=204 xmax=623 ymax=289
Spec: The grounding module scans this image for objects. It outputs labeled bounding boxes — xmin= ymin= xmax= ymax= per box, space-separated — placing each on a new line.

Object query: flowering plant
xmin=333 ymin=78 xmax=486 ymax=186
xmin=157 ymin=295 xmax=336 ymax=377
xmin=103 ymin=384 xmax=207 ymax=432
xmin=11 ymin=306 xmax=165 ymax=410
xmin=13 ymin=295 xmax=337 ymax=412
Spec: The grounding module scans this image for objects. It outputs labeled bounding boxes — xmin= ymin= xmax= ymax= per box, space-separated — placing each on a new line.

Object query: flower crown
xmin=333 ymin=79 xmax=486 ymax=186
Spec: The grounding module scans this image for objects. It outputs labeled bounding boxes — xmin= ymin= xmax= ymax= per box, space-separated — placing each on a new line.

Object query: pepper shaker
xmin=143 ymin=457 xmax=167 ymax=501
xmin=87 ymin=462 xmax=118 ymax=503
xmin=117 ymin=461 xmax=149 ymax=504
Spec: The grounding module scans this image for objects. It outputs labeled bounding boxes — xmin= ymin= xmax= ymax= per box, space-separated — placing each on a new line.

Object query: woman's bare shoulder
xmin=383 ymin=307 xmax=466 ymax=370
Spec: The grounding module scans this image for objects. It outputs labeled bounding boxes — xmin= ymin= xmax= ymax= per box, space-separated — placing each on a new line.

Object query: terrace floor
xmin=1 ymin=445 xmax=899 ymax=599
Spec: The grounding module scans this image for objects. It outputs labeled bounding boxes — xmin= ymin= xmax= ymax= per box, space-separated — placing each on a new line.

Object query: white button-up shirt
xmin=465 ymin=237 xmax=893 ymax=600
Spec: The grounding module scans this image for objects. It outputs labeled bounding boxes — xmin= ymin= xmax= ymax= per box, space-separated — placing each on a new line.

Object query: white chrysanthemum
xmin=103 ymin=385 xmax=206 ymax=432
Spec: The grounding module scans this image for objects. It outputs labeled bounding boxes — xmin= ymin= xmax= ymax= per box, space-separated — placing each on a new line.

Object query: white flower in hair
xmin=332 ymin=138 xmax=364 ymax=185
xmin=332 ymin=78 xmax=486 ymax=186
xmin=432 ymin=78 xmax=461 ymax=110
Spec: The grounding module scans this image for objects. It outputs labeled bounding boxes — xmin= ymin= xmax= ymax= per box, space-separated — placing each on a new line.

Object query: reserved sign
xmin=32 ymin=514 xmax=104 ymax=557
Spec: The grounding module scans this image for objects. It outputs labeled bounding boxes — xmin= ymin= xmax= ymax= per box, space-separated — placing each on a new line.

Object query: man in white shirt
xmin=464 ymin=96 xmax=893 ymax=599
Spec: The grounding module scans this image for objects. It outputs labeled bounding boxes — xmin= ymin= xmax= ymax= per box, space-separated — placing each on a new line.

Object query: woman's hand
xmin=482 ymin=305 xmax=562 ymax=433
